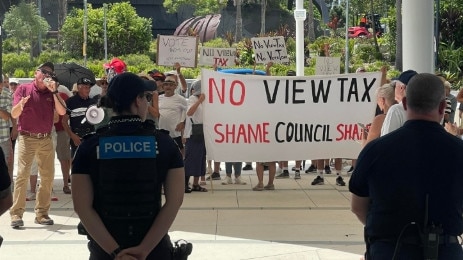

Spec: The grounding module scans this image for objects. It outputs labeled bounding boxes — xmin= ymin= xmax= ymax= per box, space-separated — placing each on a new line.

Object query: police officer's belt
xmin=369 ymin=235 xmax=459 ymax=245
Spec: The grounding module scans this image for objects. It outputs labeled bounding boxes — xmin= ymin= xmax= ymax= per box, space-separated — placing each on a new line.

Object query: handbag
xmin=171 ymin=239 xmax=193 ymax=260
xmin=190 ymin=119 xmax=204 ymax=140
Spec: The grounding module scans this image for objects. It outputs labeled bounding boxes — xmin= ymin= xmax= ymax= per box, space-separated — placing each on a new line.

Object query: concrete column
xmin=402 ymin=0 xmax=434 ymax=73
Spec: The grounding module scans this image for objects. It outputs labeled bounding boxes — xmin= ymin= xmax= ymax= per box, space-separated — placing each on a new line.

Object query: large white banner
xmin=201 ymin=69 xmax=381 ymax=162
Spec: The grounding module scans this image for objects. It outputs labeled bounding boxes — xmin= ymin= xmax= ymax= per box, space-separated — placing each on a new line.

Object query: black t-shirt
xmin=65 ymin=95 xmax=97 ymax=137
xmin=350 ymin=120 xmax=463 ymax=238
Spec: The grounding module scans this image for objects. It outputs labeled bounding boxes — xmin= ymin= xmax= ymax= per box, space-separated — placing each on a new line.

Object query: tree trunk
xmin=307 ymin=0 xmax=315 ymax=41
xmin=370 ymin=0 xmax=380 ymax=53
xmin=235 ymin=0 xmax=242 ymax=42
xmin=395 ymin=0 xmax=403 ymax=71
xmin=260 ymin=0 xmax=266 ymax=35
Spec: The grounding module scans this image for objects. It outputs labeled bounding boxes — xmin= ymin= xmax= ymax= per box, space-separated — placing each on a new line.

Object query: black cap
xmin=38 ymin=62 xmax=54 ymax=72
xmin=77 ymin=77 xmax=94 ymax=85
xmin=107 ymin=72 xmax=156 ymax=109
xmin=398 ymin=70 xmax=418 ymax=85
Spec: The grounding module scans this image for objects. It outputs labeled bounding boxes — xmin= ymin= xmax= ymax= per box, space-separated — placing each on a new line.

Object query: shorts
xmin=55 ymin=131 xmax=71 ymax=161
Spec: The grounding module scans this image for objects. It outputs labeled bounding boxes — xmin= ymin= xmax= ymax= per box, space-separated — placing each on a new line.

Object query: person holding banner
xmin=253 ymin=162 xmax=276 ymax=191
xmin=380 ymin=70 xmax=417 ymax=136
xmin=184 ymin=80 xmax=208 ymax=192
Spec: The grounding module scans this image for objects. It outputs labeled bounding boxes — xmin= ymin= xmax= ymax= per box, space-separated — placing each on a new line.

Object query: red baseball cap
xmin=103 ymin=58 xmax=127 ymax=74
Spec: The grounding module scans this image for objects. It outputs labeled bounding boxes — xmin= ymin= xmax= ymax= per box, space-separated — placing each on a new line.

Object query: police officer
xmin=72 ymin=72 xmax=185 ymax=260
xmin=350 ymin=73 xmax=463 ymax=259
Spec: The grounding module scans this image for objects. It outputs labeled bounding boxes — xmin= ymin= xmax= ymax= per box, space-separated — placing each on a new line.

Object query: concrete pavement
xmin=0 ymin=161 xmax=364 ymax=259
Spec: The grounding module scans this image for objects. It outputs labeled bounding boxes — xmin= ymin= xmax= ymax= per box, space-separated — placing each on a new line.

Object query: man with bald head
xmin=350 ymin=73 xmax=463 ymax=259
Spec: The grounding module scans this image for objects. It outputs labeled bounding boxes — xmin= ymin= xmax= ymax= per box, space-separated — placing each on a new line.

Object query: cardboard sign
xmin=251 ymin=36 xmax=289 ymax=64
xmin=315 ymin=57 xmax=341 ymax=75
xmin=157 ymin=35 xmax=198 ymax=68
xmin=201 ymin=69 xmax=381 ymax=161
xmin=199 ymin=47 xmax=237 ymax=66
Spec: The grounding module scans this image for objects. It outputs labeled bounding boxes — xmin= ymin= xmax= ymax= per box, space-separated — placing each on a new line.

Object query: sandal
xmin=192 ymin=184 xmax=208 ymax=192
xmin=264 ymin=184 xmax=275 ymax=190
xmin=199 ymin=181 xmax=207 ymax=186
xmin=252 ymin=184 xmax=264 ymax=191
xmin=63 ymin=186 xmax=71 ymax=194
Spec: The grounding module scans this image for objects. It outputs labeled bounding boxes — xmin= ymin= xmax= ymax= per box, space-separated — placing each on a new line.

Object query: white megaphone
xmin=81 ymin=105 xmax=105 ymax=125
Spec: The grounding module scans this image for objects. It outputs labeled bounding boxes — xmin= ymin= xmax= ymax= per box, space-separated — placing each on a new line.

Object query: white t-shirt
xmin=158 ymin=94 xmax=187 ymax=138
xmin=380 ymin=102 xmax=406 ymax=136
xmin=184 ymin=95 xmax=203 ymax=138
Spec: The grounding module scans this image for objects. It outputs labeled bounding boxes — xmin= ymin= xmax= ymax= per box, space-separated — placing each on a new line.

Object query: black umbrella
xmin=54 ymin=62 xmax=96 ymax=90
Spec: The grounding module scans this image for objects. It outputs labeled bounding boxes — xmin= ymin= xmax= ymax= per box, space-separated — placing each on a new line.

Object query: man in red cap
xmin=104 ymin=58 xmax=127 ymax=83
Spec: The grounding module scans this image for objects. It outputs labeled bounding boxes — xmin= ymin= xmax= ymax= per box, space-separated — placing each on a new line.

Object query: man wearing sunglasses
xmin=157 ymin=74 xmax=187 ymax=157
xmin=62 ymin=77 xmax=97 ymax=158
xmin=10 ymin=62 xmax=67 ymax=228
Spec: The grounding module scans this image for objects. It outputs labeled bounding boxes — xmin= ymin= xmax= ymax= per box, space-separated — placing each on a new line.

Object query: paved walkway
xmin=0 ymin=161 xmax=364 ymax=259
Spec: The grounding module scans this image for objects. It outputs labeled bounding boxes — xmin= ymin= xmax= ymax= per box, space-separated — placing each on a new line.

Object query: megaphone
xmin=81 ymin=105 xmax=105 ymax=125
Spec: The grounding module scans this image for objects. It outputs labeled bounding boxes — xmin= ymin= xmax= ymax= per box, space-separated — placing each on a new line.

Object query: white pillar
xmin=294 ymin=1 xmax=306 ymax=76
xmin=402 ymin=0 xmax=434 ymax=73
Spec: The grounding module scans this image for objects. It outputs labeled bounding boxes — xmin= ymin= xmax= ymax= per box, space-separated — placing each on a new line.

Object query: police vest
xmin=94 ymin=121 xmax=162 ymax=248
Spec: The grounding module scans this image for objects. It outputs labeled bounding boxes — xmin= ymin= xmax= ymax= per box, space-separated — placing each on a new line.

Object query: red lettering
xmin=336 ymin=123 xmax=364 ymax=141
xmin=229 ymin=80 xmax=245 ymax=106
xmin=208 ymin=78 xmax=245 ymax=106
xmin=213 ymin=123 xmax=269 ymax=143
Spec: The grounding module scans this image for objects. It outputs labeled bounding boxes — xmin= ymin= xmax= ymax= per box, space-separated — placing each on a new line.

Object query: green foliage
xmin=61 ymin=2 xmax=152 ymax=59
xmin=2 ymin=1 xmax=50 ymax=60
xmin=2 ymin=53 xmax=32 ymax=76
xmin=163 ymin=0 xmax=226 ymax=16
xmin=438 ymin=42 xmax=463 ymax=75
xmin=203 ymin=38 xmax=232 ymax=48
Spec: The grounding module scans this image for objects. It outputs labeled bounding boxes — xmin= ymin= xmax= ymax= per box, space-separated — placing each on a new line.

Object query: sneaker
xmin=305 ymin=164 xmax=317 ymax=173
xmin=11 ymin=215 xmax=24 ymax=228
xmin=311 ymin=176 xmax=324 ymax=185
xmin=336 ymin=176 xmax=346 ymax=186
xmin=234 ymin=176 xmax=247 ymax=185
xmin=294 ymin=171 xmax=301 ymax=179
xmin=222 ymin=176 xmax=232 ymax=185
xmin=347 ymin=166 xmax=354 ymax=173
xmin=252 ymin=184 xmax=264 ymax=191
xmin=242 ymin=164 xmax=253 ymax=171
xmin=26 ymin=192 xmax=36 ymax=201
xmin=35 ymin=215 xmax=54 ymax=225
xmin=276 ymin=170 xmax=290 ymax=179
xmin=291 ymin=166 xmax=302 ymax=171
xmin=206 ymin=172 xmax=221 ymax=180
xmin=264 ymin=184 xmax=275 ymax=190
xmin=324 ymin=165 xmax=332 ymax=174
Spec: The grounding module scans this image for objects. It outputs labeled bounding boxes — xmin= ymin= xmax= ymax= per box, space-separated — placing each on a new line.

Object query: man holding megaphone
xmin=62 ymin=77 xmax=97 ymax=157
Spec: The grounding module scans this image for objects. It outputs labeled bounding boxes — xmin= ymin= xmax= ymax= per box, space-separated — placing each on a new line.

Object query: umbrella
xmin=54 ymin=62 xmax=96 ymax=90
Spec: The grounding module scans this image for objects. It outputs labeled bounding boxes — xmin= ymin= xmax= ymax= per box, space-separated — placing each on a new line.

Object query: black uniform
xmin=72 ymin=116 xmax=184 ymax=259
xmin=350 ymin=120 xmax=463 ymax=259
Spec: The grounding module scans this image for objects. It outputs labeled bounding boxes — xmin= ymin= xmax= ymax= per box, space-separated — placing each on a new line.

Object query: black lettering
xmin=361 ymin=78 xmax=376 ymax=102
xmin=264 ymin=80 xmax=280 ymax=104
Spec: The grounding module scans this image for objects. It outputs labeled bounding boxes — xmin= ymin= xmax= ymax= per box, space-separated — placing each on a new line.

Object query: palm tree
xmin=307 ymin=0 xmax=316 ymax=41
xmin=260 ymin=0 xmax=266 ymax=35
xmin=235 ymin=0 xmax=242 ymax=41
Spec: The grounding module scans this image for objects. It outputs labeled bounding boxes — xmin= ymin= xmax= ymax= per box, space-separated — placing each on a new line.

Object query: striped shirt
xmin=0 ymin=88 xmax=12 ymax=142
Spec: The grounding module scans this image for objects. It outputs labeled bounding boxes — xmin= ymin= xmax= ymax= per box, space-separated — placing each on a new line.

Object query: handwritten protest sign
xmin=199 ymin=47 xmax=237 ymax=66
xmin=315 ymin=57 xmax=341 ymax=75
xmin=200 ymin=69 xmax=381 ymax=161
xmin=157 ymin=35 xmax=198 ymax=67
xmin=251 ymin=36 xmax=289 ymax=64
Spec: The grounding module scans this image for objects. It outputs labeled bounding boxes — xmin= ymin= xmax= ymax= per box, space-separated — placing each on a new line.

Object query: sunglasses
xmin=144 ymin=93 xmax=153 ymax=102
xmin=162 ymin=81 xmax=177 ymax=87
xmin=38 ymin=69 xmax=54 ymax=76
